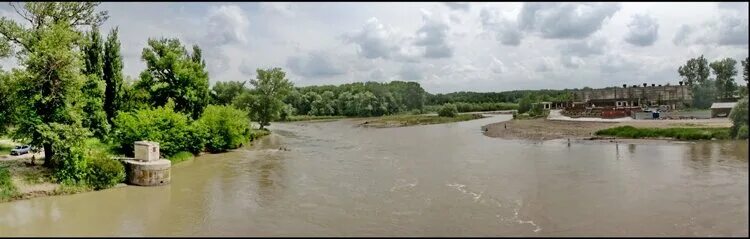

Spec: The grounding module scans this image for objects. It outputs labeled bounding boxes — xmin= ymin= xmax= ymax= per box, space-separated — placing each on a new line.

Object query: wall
xmin=572 ymin=85 xmax=692 ymax=106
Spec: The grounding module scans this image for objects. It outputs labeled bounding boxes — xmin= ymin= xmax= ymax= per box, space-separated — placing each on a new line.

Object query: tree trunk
xmin=42 ymin=143 xmax=54 ymax=168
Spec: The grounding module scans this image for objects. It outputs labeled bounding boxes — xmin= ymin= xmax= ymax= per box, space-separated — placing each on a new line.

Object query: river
xmin=0 ymin=115 xmax=747 ymax=236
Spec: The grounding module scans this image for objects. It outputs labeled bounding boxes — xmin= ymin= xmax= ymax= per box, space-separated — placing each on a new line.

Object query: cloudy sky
xmin=1 ymin=2 xmax=748 ymax=93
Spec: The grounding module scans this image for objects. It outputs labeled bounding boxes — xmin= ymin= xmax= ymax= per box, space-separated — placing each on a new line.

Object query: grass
xmin=168 ymin=151 xmax=194 ymax=164
xmin=0 ymin=166 xmax=18 ymax=202
xmin=365 ymin=114 xmax=484 ymax=127
xmin=595 ymin=126 xmax=731 ymax=140
xmin=0 ymin=143 xmax=12 ymax=156
xmin=280 ymin=115 xmax=347 ymax=122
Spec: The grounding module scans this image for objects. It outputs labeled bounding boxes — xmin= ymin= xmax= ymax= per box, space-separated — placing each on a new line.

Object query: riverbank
xmin=483 ymin=118 xmax=733 ymax=141
xmin=0 ymin=131 xmax=271 ymax=204
xmin=357 ymin=113 xmax=485 ymax=128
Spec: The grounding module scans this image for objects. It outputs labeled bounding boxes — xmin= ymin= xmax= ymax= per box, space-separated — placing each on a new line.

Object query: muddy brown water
xmin=0 ymin=115 xmax=747 ymax=236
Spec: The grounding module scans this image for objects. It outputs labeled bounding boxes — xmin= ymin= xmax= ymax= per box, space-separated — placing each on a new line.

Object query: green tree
xmin=245 ymin=68 xmax=293 ymax=129
xmin=678 ymin=55 xmax=711 ymax=86
xmin=103 ymin=27 xmax=124 ymax=124
xmin=517 ymin=94 xmax=535 ymax=114
xmin=81 ymin=26 xmax=109 ymax=138
xmin=195 ymin=105 xmax=251 ymax=152
xmin=438 ymin=103 xmax=458 ymax=117
xmin=211 ymin=81 xmax=247 ymax=105
xmin=0 ymin=2 xmax=108 ymax=168
xmin=136 ymin=38 xmax=210 ymax=119
xmin=729 ymin=97 xmax=748 ymax=139
xmin=0 ymin=70 xmax=12 ymax=135
xmin=710 ymin=58 xmax=738 ymax=100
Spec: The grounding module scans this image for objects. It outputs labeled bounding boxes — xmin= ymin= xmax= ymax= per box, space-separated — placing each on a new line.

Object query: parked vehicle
xmin=10 ymin=145 xmax=31 ymax=156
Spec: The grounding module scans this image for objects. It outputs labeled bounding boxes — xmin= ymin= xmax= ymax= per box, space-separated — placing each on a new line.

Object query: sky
xmin=0 ymin=2 xmax=748 ymax=94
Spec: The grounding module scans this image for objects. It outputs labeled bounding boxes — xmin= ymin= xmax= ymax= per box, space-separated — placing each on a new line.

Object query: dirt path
xmin=483 ymin=118 xmax=733 ymax=141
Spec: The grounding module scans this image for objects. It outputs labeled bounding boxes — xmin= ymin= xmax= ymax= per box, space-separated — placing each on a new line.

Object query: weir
xmin=121 ymin=141 xmax=171 ymax=186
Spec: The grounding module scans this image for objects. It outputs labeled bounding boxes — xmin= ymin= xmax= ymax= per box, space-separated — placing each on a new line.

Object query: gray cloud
xmin=624 ymin=14 xmax=659 ymax=46
xmin=559 ymin=37 xmax=606 ymax=57
xmin=414 ymin=10 xmax=453 ymax=58
xmin=518 ymin=2 xmax=620 ymax=39
xmin=399 ymin=64 xmax=423 ymax=81
xmin=480 ymin=7 xmax=522 ymax=46
xmin=205 ymin=5 xmax=249 ymax=45
xmin=673 ymin=14 xmax=748 ymax=46
xmin=444 ymin=2 xmax=470 ymax=12
xmin=286 ymin=52 xmax=346 ymax=78
xmin=344 ymin=17 xmax=403 ymax=60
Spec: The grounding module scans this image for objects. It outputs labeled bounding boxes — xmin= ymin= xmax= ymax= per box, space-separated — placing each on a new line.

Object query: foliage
xmin=678 ymin=55 xmax=711 ymax=86
xmin=211 ymin=81 xmax=247 ymax=105
xmin=103 ymin=27 xmax=124 ymax=124
xmin=86 ymin=154 xmax=124 ymax=190
xmin=112 ymin=101 xmax=206 ymax=157
xmin=517 ymin=94 xmax=535 ymax=114
xmin=195 ymin=105 xmax=251 ymax=152
xmin=427 ymin=89 xmax=571 ymax=105
xmin=47 ymin=123 xmax=91 ymax=184
xmin=709 ymin=58 xmax=739 ymax=99
xmin=366 ymin=114 xmax=483 ymax=127
xmin=438 ymin=103 xmax=458 ymax=117
xmin=280 ymin=115 xmax=346 ymax=122
xmin=729 ymin=97 xmax=748 ymax=139
xmin=285 ymin=81 xmax=426 ymax=117
xmin=80 ymin=26 xmax=110 ymax=138
xmin=136 ymin=38 xmax=210 ymax=119
xmin=595 ymin=126 xmax=731 ymax=140
xmin=119 ymin=77 xmax=151 ymax=112
xmin=0 ymin=3 xmax=108 ymax=169
xmin=168 ymin=151 xmax=194 ymax=164
xmin=0 ymin=70 xmax=12 ymax=135
xmin=242 ymin=68 xmax=293 ymax=129
xmin=691 ymin=82 xmax=717 ymax=109
xmin=0 ymin=166 xmax=17 ymax=201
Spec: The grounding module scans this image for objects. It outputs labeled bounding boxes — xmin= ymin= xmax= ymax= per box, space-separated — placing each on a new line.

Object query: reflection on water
xmin=0 ymin=115 xmax=746 ymax=236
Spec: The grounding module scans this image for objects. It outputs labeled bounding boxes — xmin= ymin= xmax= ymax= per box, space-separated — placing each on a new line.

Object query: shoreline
xmin=0 ymin=133 xmax=270 ymax=204
xmin=482 ymin=118 xmax=734 ymax=142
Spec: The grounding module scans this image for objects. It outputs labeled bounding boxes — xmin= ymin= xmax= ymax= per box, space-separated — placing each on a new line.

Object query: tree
xmin=743 ymin=57 xmax=749 ymax=84
xmin=136 ymin=38 xmax=210 ymax=119
xmin=710 ymin=58 xmax=738 ymax=100
xmin=438 ymin=103 xmax=458 ymax=117
xmin=678 ymin=55 xmax=710 ymax=86
xmin=0 ymin=2 xmax=108 ymax=168
xmin=245 ymin=68 xmax=293 ymax=129
xmin=80 ymin=26 xmax=109 ymax=138
xmin=729 ymin=97 xmax=748 ymax=139
xmin=0 ymin=70 xmax=12 ymax=135
xmin=211 ymin=81 xmax=247 ymax=105
xmin=103 ymin=27 xmax=124 ymax=124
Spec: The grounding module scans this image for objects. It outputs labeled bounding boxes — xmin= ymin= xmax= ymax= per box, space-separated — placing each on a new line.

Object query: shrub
xmin=112 ymin=102 xmax=206 ymax=158
xmin=729 ymin=97 xmax=748 ymax=139
xmin=595 ymin=126 xmax=731 ymax=140
xmin=86 ymin=156 xmax=125 ymax=190
xmin=169 ymin=151 xmax=195 ymax=164
xmin=195 ymin=105 xmax=252 ymax=152
xmin=0 ymin=166 xmax=17 ymax=201
xmin=438 ymin=103 xmax=458 ymax=117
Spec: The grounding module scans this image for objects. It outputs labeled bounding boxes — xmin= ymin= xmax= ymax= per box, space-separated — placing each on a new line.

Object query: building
xmin=570 ymin=83 xmax=692 ymax=110
xmin=710 ymin=102 xmax=737 ymax=118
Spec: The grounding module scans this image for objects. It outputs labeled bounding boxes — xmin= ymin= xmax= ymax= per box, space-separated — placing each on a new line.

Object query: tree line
xmin=0 ymin=3 xmax=290 ymax=189
xmin=677 ymin=55 xmax=749 ymax=109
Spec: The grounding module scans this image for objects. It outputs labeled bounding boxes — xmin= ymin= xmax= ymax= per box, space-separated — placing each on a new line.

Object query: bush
xmin=195 ymin=105 xmax=252 ymax=152
xmin=169 ymin=151 xmax=195 ymax=164
xmin=595 ymin=126 xmax=731 ymax=140
xmin=112 ymin=102 xmax=206 ymax=158
xmin=86 ymin=156 xmax=125 ymax=190
xmin=729 ymin=97 xmax=748 ymax=139
xmin=438 ymin=103 xmax=458 ymax=117
xmin=0 ymin=166 xmax=17 ymax=201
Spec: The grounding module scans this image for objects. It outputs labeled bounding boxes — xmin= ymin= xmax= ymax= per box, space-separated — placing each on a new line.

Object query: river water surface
xmin=0 ymin=115 xmax=747 ymax=236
